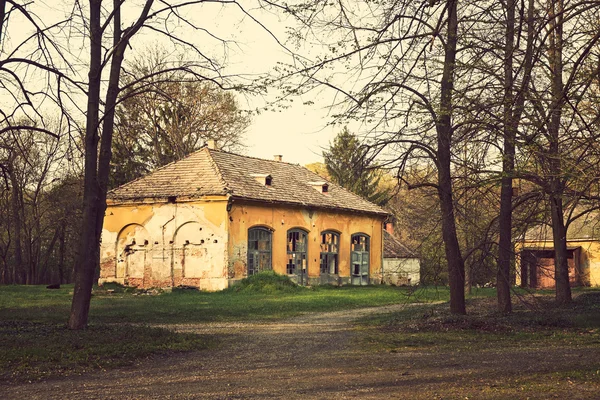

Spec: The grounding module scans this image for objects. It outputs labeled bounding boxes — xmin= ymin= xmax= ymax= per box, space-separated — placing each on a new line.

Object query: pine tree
xmin=323 ymin=128 xmax=390 ymax=205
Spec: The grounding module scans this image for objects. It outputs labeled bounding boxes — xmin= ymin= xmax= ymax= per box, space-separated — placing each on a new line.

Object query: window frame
xmin=247 ymin=227 xmax=273 ymax=276
xmin=351 ymin=233 xmax=370 ymax=285
xmin=286 ymin=228 xmax=308 ymax=279
xmin=319 ymin=230 xmax=340 ymax=275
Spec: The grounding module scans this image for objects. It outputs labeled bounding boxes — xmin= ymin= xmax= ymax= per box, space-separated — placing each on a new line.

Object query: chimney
xmin=273 ymin=155 xmax=283 ymax=162
xmin=385 ymin=222 xmax=394 ymax=235
xmin=207 ymin=139 xmax=217 ymax=150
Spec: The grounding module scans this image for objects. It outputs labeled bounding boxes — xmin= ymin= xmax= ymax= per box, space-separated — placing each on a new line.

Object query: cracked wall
xmin=100 ymin=196 xmax=229 ymax=291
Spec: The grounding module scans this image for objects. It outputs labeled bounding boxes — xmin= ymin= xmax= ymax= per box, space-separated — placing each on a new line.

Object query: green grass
xmin=355 ymin=290 xmax=600 ymax=397
xmin=3 ymin=281 xmax=598 ymax=386
xmin=0 ymin=321 xmax=213 ymax=382
xmin=0 ymin=282 xmax=447 ymax=325
xmin=0 ymin=281 xmax=444 ymax=382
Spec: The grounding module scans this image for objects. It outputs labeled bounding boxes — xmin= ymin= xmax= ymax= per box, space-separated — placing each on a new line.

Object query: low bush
xmin=227 ymin=271 xmax=302 ymax=294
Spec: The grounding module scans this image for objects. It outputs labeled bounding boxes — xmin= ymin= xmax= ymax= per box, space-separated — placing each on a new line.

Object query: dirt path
xmin=4 ymin=304 xmax=600 ymax=399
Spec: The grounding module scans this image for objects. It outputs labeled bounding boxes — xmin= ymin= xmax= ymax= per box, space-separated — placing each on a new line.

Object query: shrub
xmin=227 ymin=271 xmax=301 ymax=294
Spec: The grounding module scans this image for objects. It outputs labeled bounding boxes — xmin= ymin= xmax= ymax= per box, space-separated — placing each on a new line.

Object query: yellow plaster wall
xmin=516 ymin=240 xmax=600 ymax=287
xmin=100 ymin=197 xmax=229 ymax=291
xmin=227 ymin=202 xmax=385 ymax=283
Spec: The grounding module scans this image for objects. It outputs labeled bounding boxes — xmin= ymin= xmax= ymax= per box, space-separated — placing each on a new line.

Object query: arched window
xmin=351 ymin=234 xmax=370 ymax=285
xmin=286 ymin=229 xmax=308 ymax=284
xmin=320 ymin=231 xmax=339 ymax=275
xmin=247 ymin=227 xmax=272 ymax=276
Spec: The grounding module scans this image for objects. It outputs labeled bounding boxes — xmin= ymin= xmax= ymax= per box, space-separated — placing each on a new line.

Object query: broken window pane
xmin=320 ymin=231 xmax=339 ymax=274
xmin=287 ymin=229 xmax=308 ymax=276
xmin=351 ymin=234 xmax=370 ymax=285
xmin=247 ymin=227 xmax=272 ymax=276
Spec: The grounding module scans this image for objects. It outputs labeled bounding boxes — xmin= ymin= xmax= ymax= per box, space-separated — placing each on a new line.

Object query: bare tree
xmin=110 ymin=47 xmax=251 ymax=188
xmin=0 ymin=1 xmax=75 ymax=138
xmin=0 ymin=119 xmax=78 ymax=285
xmin=282 ymin=0 xmax=490 ymax=313
xmin=65 ymin=0 xmax=285 ymax=329
xmin=515 ymin=0 xmax=600 ymax=304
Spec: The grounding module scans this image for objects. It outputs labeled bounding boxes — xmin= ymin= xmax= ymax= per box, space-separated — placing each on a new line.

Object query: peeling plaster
xmin=101 ymin=197 xmax=386 ymax=291
xmin=100 ymin=198 xmax=229 ymax=291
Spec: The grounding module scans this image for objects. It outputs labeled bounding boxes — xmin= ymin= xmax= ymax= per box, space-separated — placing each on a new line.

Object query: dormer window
xmin=309 ymin=181 xmax=329 ymax=194
xmin=251 ymin=173 xmax=272 ymax=186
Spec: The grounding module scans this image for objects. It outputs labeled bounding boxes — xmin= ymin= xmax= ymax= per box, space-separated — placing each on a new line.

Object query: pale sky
xmin=2 ymin=1 xmax=346 ymax=166
xmin=186 ymin=2 xmax=344 ymax=165
xmin=244 ymin=102 xmax=338 ymax=165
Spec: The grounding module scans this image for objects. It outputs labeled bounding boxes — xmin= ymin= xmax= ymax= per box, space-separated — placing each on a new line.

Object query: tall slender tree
xmin=323 ymin=128 xmax=390 ymax=206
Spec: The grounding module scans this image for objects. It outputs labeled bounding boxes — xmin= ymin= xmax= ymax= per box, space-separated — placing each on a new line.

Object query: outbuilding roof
xmin=383 ymin=231 xmax=416 ymax=258
xmin=108 ymin=147 xmax=388 ymax=216
xmin=524 ymin=211 xmax=600 ymax=242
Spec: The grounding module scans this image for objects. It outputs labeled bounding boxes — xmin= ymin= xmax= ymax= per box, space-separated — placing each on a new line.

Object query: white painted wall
xmin=381 ymin=258 xmax=420 ymax=286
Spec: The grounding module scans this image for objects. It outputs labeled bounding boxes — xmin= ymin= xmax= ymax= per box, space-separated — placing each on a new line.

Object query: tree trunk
xmin=547 ymin=0 xmax=571 ymax=305
xmin=437 ymin=0 xmax=466 ymax=315
xmin=58 ymin=222 xmax=66 ymax=284
xmin=39 ymin=226 xmax=61 ymax=284
xmin=68 ymin=0 xmax=103 ymax=330
xmin=68 ymin=0 xmax=153 ymax=329
xmin=94 ymin=1 xmax=128 ymax=268
xmin=8 ymin=166 xmax=24 ymax=284
xmin=497 ymin=0 xmax=516 ymax=314
xmin=550 ymin=194 xmax=571 ymax=303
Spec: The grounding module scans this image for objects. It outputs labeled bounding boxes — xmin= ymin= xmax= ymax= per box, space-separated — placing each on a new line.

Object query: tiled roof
xmin=524 ymin=211 xmax=600 ymax=242
xmin=383 ymin=231 xmax=416 ymax=258
xmin=109 ymin=147 xmax=388 ymax=216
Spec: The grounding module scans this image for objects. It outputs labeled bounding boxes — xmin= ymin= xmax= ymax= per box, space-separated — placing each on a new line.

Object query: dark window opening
xmin=351 ymin=234 xmax=370 ymax=285
xmin=265 ymin=176 xmax=272 ymax=186
xmin=247 ymin=227 xmax=272 ymax=276
xmin=286 ymin=229 xmax=308 ymax=276
xmin=320 ymin=231 xmax=339 ymax=274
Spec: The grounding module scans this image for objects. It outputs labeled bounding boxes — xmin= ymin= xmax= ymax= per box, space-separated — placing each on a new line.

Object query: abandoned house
xmin=516 ymin=214 xmax=600 ymax=289
xmin=99 ymin=145 xmax=391 ymax=290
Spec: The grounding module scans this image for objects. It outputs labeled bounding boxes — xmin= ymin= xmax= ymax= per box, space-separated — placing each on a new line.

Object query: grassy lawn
xmin=0 ymin=279 xmax=443 ymax=382
xmin=0 ymin=282 xmax=448 ymax=325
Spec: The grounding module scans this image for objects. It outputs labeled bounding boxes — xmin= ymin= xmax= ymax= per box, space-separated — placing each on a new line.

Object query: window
xmin=351 ymin=234 xmax=370 ymax=285
xmin=250 ymin=173 xmax=272 ymax=186
xmin=247 ymin=227 xmax=272 ymax=275
xmin=320 ymin=231 xmax=339 ymax=275
xmin=286 ymin=229 xmax=308 ymax=276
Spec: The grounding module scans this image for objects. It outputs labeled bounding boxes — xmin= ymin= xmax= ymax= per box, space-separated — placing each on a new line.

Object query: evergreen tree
xmin=323 ymin=128 xmax=390 ymax=205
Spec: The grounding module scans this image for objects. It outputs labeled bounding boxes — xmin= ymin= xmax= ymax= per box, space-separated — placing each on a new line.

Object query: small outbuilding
xmin=378 ymin=230 xmax=420 ymax=286
xmin=517 ymin=213 xmax=600 ymax=289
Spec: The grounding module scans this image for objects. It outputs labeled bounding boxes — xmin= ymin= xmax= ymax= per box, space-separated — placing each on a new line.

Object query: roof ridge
xmin=384 ymin=231 xmax=416 ymax=257
xmin=206 ymin=147 xmax=302 ymax=167
xmin=204 ymin=147 xmax=230 ymax=194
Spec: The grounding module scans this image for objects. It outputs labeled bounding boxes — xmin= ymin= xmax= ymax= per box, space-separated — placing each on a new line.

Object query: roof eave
xmin=229 ymin=195 xmax=389 ymax=217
